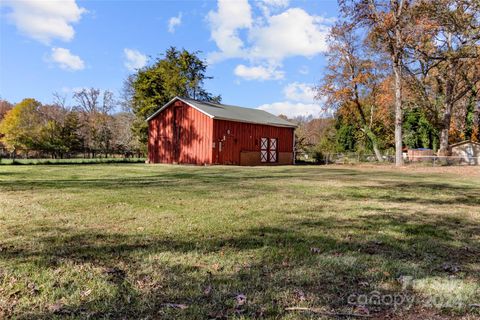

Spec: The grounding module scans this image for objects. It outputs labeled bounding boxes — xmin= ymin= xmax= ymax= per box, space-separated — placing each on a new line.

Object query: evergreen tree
xmin=124 ymin=47 xmax=220 ymax=144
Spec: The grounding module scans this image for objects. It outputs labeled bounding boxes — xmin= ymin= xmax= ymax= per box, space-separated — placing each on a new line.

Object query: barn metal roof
xmin=146 ymin=96 xmax=297 ymax=128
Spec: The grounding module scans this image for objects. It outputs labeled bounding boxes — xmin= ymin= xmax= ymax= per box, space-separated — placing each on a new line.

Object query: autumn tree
xmin=339 ymin=0 xmax=414 ymax=165
xmin=0 ymin=94 xmax=142 ymax=159
xmin=317 ymin=23 xmax=386 ymax=161
xmin=291 ymin=116 xmax=334 ymax=158
xmin=407 ymin=0 xmax=480 ymax=154
xmin=0 ymin=99 xmax=13 ymax=157
xmin=0 ymin=100 xmax=13 ymax=122
xmin=110 ymin=112 xmax=140 ymax=155
xmin=73 ymin=88 xmax=116 ymax=157
xmin=38 ymin=108 xmax=83 ymax=158
xmin=124 ymin=47 xmax=220 ymax=144
xmin=0 ymin=99 xmax=43 ymax=155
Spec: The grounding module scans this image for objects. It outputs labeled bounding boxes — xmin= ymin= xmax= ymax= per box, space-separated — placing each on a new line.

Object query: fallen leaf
xmin=211 ymin=263 xmax=222 ymax=271
xmin=441 ymin=263 xmax=460 ymax=273
xmin=27 ymin=282 xmax=39 ymax=295
xmin=48 ymin=302 xmax=63 ymax=313
xmin=355 ymin=305 xmax=370 ymax=315
xmin=294 ymin=289 xmax=306 ymax=301
xmin=203 ymin=285 xmax=212 ymax=296
xmin=310 ymin=247 xmax=322 ymax=254
xmin=235 ymin=294 xmax=247 ymax=307
xmin=80 ymin=289 xmax=92 ymax=298
xmin=161 ymin=303 xmax=188 ymax=309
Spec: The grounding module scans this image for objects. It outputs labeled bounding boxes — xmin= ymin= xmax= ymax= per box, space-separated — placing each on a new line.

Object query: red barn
xmin=147 ymin=97 xmax=296 ymax=165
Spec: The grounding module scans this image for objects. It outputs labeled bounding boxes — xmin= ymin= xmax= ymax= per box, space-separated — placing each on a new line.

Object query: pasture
xmin=0 ymin=164 xmax=478 ymax=319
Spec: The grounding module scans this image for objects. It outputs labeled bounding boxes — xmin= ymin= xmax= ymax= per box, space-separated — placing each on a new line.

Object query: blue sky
xmin=0 ymin=0 xmax=338 ymax=117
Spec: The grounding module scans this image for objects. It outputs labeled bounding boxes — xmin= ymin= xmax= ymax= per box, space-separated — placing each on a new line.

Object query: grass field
xmin=0 ymin=164 xmax=479 ymax=319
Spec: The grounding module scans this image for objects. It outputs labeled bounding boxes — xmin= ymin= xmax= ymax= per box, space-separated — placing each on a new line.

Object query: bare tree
xmin=52 ymin=92 xmax=69 ymax=111
xmin=73 ymin=88 xmax=116 ymax=157
xmin=73 ymin=88 xmax=101 ymax=114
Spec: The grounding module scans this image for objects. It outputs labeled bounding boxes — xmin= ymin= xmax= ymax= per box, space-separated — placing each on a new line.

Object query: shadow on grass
xmin=2 ymin=211 xmax=479 ymax=319
xmin=1 ymin=166 xmax=479 ymax=318
xmin=1 ymin=167 xmax=478 ymax=205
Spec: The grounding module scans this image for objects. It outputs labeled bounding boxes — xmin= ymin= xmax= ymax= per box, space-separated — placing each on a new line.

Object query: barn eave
xmin=212 ymin=117 xmax=296 ymax=128
xmin=146 ymin=96 xmax=297 ymax=128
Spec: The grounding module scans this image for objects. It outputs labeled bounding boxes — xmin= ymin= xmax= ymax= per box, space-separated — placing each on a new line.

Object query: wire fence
xmin=1 ymin=148 xmax=478 ymax=166
xmin=0 ymin=147 xmax=146 ymax=164
xmin=300 ymin=152 xmax=480 ymax=166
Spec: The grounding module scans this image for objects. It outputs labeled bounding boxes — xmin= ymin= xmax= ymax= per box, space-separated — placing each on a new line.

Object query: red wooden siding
xmin=212 ymin=119 xmax=294 ymax=165
xmin=148 ymin=100 xmax=213 ymax=164
xmin=148 ymin=99 xmax=295 ymax=165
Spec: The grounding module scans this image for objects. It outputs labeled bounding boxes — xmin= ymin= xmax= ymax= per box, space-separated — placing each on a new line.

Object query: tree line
xmin=0 ymin=90 xmax=140 ymax=159
xmin=0 ymin=47 xmax=219 ymax=159
xmin=310 ymin=0 xmax=480 ymax=165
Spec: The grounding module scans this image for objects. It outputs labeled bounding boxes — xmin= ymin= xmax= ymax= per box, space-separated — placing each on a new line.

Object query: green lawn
xmin=0 ymin=164 xmax=479 ymax=319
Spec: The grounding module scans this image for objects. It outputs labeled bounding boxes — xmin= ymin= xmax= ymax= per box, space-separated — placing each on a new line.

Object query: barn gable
xmin=148 ymin=99 xmax=213 ymax=164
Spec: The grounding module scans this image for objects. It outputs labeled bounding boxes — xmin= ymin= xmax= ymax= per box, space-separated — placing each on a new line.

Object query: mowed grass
xmin=0 ymin=164 xmax=478 ymax=319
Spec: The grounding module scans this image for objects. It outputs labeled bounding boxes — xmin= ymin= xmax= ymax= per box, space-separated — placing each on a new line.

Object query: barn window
xmin=260 ymin=137 xmax=278 ymax=163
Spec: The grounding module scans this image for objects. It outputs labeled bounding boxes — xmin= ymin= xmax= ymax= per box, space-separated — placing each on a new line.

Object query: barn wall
xmin=240 ymin=151 xmax=293 ymax=166
xmin=212 ymin=119 xmax=294 ymax=165
xmin=148 ymin=100 xmax=213 ymax=164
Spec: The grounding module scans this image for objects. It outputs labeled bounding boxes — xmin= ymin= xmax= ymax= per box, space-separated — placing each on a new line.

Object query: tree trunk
xmin=352 ymin=96 xmax=383 ymax=163
xmin=438 ymin=33 xmax=456 ymax=157
xmin=362 ymin=126 xmax=383 ymax=162
xmin=438 ymin=68 xmax=454 ymax=156
xmin=475 ymin=97 xmax=480 ymax=141
xmin=393 ymin=58 xmax=403 ymax=166
xmin=438 ymin=101 xmax=452 ymax=156
xmin=372 ymin=140 xmax=383 ymax=162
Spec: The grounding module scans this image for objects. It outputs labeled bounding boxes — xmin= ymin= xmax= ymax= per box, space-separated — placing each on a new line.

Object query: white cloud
xmin=257 ymin=82 xmax=325 ymax=117
xmin=123 ymin=48 xmax=147 ymax=71
xmin=257 ymin=101 xmax=322 ymax=118
xmin=49 ymin=47 xmax=85 ymax=71
xmin=248 ymin=8 xmax=330 ymax=61
xmin=283 ymin=82 xmax=316 ymax=103
xmin=207 ymin=1 xmax=332 ymax=80
xmin=3 ymin=0 xmax=86 ymax=44
xmin=168 ymin=13 xmax=182 ymax=33
xmin=207 ymin=0 xmax=252 ymax=62
xmin=234 ymin=64 xmax=284 ymax=80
